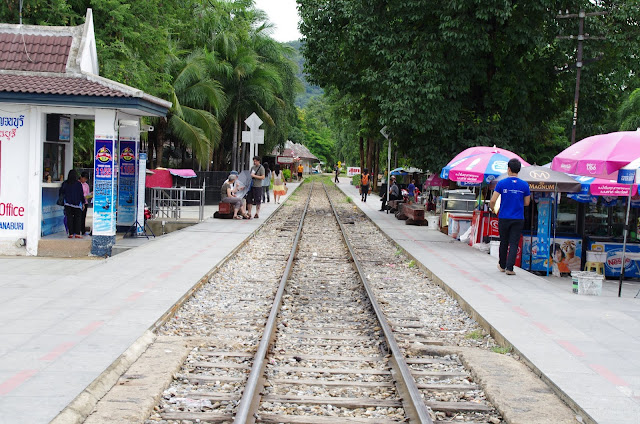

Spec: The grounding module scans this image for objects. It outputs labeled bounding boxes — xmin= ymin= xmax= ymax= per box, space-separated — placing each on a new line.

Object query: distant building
xmin=270 ymin=140 xmax=319 ymax=174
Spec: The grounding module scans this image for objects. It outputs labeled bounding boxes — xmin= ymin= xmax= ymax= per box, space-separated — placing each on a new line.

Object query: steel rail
xmin=233 ymin=182 xmax=315 ymax=424
xmin=323 ymin=183 xmax=434 ymax=424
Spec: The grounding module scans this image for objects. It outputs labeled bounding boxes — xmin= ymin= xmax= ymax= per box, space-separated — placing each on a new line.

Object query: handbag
xmin=56 ymin=184 xmax=65 ymax=206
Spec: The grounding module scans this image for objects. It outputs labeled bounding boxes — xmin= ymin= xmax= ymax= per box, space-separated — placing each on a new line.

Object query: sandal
xmin=234 ymin=215 xmax=243 ymax=220
xmin=254 ymin=214 xmax=259 ymax=219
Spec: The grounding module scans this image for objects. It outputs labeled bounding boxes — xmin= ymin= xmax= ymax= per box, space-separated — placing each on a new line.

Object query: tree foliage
xmin=0 ymin=0 xmax=302 ymax=170
xmin=298 ymin=0 xmax=640 ymax=172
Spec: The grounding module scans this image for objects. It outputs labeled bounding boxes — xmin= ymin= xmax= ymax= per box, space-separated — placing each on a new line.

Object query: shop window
xmin=585 ymin=199 xmax=640 ymax=240
xmin=556 ymin=196 xmax=578 ymax=234
xmin=43 ymin=142 xmax=66 ymax=182
xmin=585 ymin=202 xmax=610 ymax=237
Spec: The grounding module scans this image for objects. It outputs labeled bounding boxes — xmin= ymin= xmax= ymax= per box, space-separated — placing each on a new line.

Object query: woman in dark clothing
xmin=59 ymin=169 xmax=85 ymax=238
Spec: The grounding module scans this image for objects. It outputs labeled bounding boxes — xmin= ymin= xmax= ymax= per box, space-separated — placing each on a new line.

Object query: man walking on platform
xmin=360 ymin=168 xmax=370 ymax=202
xmin=334 ymin=164 xmax=340 ymax=183
xmin=247 ymin=156 xmax=265 ymax=219
xmin=490 ymin=159 xmax=530 ymax=275
xmin=297 ymin=163 xmax=304 ymax=181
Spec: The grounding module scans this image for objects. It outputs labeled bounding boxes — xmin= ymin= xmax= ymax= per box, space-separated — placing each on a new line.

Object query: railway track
xmin=145 ymin=180 xmax=503 ymax=424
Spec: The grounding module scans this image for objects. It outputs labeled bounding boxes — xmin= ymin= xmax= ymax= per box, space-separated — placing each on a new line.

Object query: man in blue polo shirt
xmin=490 ymin=159 xmax=530 ymax=275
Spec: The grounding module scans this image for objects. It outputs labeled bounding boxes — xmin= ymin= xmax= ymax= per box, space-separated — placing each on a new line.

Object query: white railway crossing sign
xmin=242 ymin=113 xmax=264 ymax=169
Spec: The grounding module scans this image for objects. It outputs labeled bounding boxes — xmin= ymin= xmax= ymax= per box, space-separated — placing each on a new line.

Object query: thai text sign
xmin=347 ymin=167 xmax=361 ymax=177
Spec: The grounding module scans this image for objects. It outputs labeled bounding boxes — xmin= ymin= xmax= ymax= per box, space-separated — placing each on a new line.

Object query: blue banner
xmin=535 ymin=197 xmax=552 ymax=273
xmin=117 ymin=140 xmax=137 ymax=226
xmin=93 ymin=139 xmax=116 ymax=235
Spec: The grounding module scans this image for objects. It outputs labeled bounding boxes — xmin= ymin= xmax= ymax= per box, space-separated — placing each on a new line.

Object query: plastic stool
xmin=585 ymin=261 xmax=605 ymax=275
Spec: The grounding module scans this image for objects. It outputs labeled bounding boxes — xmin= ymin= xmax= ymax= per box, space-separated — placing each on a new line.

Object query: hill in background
xmin=286 ymin=40 xmax=323 ymax=108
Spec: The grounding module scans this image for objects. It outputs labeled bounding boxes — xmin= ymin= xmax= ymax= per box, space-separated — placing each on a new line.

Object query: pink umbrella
xmin=423 ymin=174 xmax=446 ymax=188
xmin=441 ymin=146 xmax=530 ymax=184
xmin=448 ymin=145 xmax=525 ymax=165
xmin=551 ymin=131 xmax=640 ymax=178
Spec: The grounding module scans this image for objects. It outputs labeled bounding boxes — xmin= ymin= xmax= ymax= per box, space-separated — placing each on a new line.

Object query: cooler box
xmin=448 ymin=214 xmax=472 ymax=239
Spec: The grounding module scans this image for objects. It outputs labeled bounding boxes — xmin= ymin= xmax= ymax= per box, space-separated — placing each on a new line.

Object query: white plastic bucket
xmin=426 ymin=215 xmax=439 ymax=230
xmin=490 ymin=240 xmax=500 ymax=258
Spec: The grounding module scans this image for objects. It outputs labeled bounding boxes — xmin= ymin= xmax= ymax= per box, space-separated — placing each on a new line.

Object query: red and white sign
xmin=277 ymin=155 xmax=294 ymax=164
xmin=347 ymin=167 xmax=361 ymax=177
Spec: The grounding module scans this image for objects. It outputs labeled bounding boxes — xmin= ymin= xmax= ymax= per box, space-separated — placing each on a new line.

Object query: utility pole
xmin=557 ymin=9 xmax=606 ymax=144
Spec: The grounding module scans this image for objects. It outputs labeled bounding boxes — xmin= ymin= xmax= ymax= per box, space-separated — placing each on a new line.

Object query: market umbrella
xmin=441 ymin=146 xmax=530 ymax=185
xmin=551 ymin=130 xmax=640 ymax=178
xmin=234 ymin=170 xmax=252 ymax=199
xmin=493 ymin=165 xmax=582 ymax=193
xmin=390 ymin=166 xmax=422 ymax=176
xmin=552 ymin=131 xmax=640 ymax=297
xmin=567 ymin=172 xmax=639 ymax=203
xmin=424 ymin=174 xmax=447 ymax=188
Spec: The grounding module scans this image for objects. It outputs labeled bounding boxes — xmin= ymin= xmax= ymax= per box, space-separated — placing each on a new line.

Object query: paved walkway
xmin=337 ymin=178 xmax=640 ymax=424
xmin=0 ymin=183 xmax=299 ymax=424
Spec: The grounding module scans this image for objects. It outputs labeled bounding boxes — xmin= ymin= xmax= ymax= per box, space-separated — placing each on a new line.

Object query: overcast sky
xmin=254 ymin=0 xmax=302 ymax=42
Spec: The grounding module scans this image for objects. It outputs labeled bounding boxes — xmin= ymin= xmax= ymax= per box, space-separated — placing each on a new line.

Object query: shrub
xmin=352 ymin=174 xmax=361 ymax=186
xmin=283 ymin=169 xmax=292 ymax=181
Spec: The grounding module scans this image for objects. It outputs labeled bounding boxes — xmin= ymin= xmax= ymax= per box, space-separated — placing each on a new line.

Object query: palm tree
xmin=161 ymin=49 xmax=227 ymax=169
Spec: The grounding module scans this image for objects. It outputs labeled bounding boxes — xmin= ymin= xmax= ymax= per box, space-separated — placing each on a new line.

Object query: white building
xmin=0 ymin=10 xmax=170 ymax=256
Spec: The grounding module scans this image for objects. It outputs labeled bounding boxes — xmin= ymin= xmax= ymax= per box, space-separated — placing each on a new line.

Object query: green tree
xmin=159 ymin=49 xmax=226 ymax=169
xmin=298 ymin=0 xmax=640 ymax=172
xmin=617 ymin=88 xmax=640 ymax=131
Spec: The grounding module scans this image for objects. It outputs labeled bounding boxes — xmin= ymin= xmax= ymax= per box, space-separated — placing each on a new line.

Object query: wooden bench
xmin=387 ymin=200 xmax=403 ymax=213
xmin=398 ymin=203 xmax=426 ymax=225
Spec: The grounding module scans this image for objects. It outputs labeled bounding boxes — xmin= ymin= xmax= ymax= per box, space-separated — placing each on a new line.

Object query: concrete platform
xmin=0 ymin=183 xmax=299 ymax=424
xmin=336 ymin=178 xmax=640 ymax=424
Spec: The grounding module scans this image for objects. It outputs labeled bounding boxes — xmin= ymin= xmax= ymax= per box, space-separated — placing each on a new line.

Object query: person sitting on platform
xmin=380 ymin=176 xmax=401 ymax=211
xmin=221 ymin=174 xmax=248 ymax=219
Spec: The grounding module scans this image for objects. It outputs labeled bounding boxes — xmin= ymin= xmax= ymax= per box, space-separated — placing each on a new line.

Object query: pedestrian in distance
xmin=490 ymin=158 xmax=531 ymax=276
xmin=272 ymin=164 xmax=286 ymax=204
xmin=80 ymin=171 xmax=92 ymax=235
xmin=297 ymin=163 xmax=304 ymax=181
xmin=334 ymin=164 xmax=340 ymax=183
xmin=360 ymin=168 xmax=370 ymax=202
xmin=262 ymin=162 xmax=271 ymax=203
xmin=59 ymin=169 xmax=85 ymax=238
xmin=247 ymin=156 xmax=265 ymax=219
xmin=380 ymin=176 xmax=400 ymax=211
xmin=407 ymin=179 xmax=416 ymax=203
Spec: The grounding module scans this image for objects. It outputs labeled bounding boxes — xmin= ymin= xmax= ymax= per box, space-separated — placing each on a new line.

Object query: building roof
xmin=0 ymin=33 xmax=73 ymax=73
xmin=0 ymin=73 xmax=128 ymax=97
xmin=0 ymin=9 xmax=171 ymax=116
xmin=271 ymin=140 xmax=319 ymax=161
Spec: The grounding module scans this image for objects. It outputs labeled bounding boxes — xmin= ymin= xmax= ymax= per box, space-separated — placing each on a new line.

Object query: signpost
xmin=242 ymin=113 xmax=264 ymax=169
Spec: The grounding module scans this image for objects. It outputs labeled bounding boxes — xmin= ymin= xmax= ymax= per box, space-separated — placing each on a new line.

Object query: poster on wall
xmin=117 ymin=139 xmax=137 ymax=226
xmin=93 ymin=139 xmax=116 ymax=235
xmin=41 ymin=189 xmax=64 ymax=236
xmin=523 ymin=236 xmax=582 ymax=274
